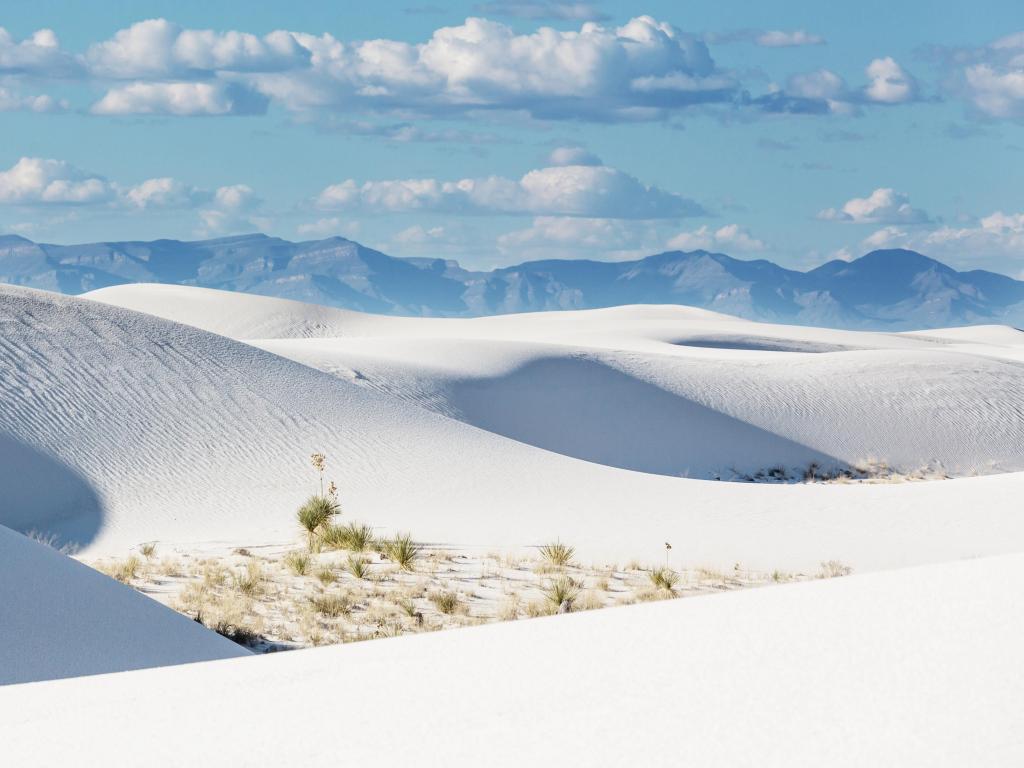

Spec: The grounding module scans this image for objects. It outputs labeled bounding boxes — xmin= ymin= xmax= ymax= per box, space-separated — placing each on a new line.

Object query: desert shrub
xmin=818 ymin=560 xmax=853 ymax=579
xmin=346 ymin=554 xmax=369 ymax=579
xmin=429 ymin=590 xmax=461 ymax=615
xmin=139 ymin=542 xmax=157 ymax=559
xmin=384 ymin=532 xmax=421 ymax=571
xmin=649 ymin=567 xmax=680 ymax=592
xmin=311 ymin=593 xmax=352 ymax=618
xmin=284 ymin=551 xmax=311 ymax=576
xmin=297 ymin=494 xmax=340 ymax=551
xmin=541 ymin=576 xmax=581 ymax=613
xmin=538 ymin=540 xmax=575 ymax=568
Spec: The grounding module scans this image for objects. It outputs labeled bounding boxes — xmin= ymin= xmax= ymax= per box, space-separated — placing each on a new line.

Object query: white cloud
xmin=123 ymin=177 xmax=202 ymax=209
xmin=198 ymin=184 xmax=266 ymax=235
xmin=940 ymin=32 xmax=1024 ymax=121
xmin=250 ymin=16 xmax=733 ymax=120
xmin=666 ymin=223 xmax=766 ymax=252
xmin=316 ymin=162 xmax=703 ymax=219
xmin=760 ymin=57 xmax=918 ymax=114
xmin=863 ymin=56 xmax=919 ymax=104
xmin=818 ymin=188 xmax=930 ymax=224
xmin=297 ymin=217 xmax=352 ymax=238
xmin=85 ymin=19 xmax=309 ymax=79
xmin=547 ymin=146 xmax=602 ymax=166
xmin=863 ymin=211 xmax=1024 ymax=260
xmin=91 ymin=81 xmax=268 ymax=116
xmin=0 ymin=87 xmax=67 ymax=113
xmin=496 ymin=216 xmax=652 ymax=261
xmin=0 ymin=27 xmax=77 ymax=76
xmin=0 ymin=157 xmax=113 ymax=204
xmin=755 ymin=30 xmax=825 ymax=48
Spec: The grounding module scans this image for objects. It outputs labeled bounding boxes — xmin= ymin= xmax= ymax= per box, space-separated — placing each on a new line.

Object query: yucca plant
xmin=384 ymin=532 xmax=421 ymax=571
xmin=321 ymin=521 xmax=374 ymax=552
xmin=541 ymin=575 xmax=581 ymax=613
xmin=649 ymin=567 xmax=680 ymax=592
xmin=297 ymin=494 xmax=340 ymax=552
xmin=538 ymin=540 xmax=575 ymax=568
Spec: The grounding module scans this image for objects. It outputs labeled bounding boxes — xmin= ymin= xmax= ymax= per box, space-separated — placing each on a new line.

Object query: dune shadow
xmin=0 ymin=434 xmax=103 ymax=550
xmin=450 ymin=356 xmax=851 ymax=479
xmin=672 ymin=336 xmax=859 ymax=353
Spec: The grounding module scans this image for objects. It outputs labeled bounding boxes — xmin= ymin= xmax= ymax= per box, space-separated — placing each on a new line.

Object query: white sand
xmin=0 ymin=525 xmax=247 ymax=685
xmin=3 ymin=552 xmax=1022 ymax=766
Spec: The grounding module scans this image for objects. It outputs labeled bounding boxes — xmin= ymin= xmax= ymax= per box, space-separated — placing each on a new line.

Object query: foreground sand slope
xmin=0 ymin=525 xmax=247 ymax=685
xmin=4 ymin=552 xmax=1021 ymax=766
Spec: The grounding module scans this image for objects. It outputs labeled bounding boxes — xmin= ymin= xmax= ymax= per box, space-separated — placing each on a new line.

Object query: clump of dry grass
xmin=538 ymin=540 xmax=575 ymax=568
xmin=99 ymin=556 xmax=140 ymax=584
xmin=311 ymin=592 xmax=352 ymax=618
xmin=322 ymin=521 xmax=375 ymax=552
xmin=139 ymin=542 xmax=157 ymax=559
xmin=429 ymin=590 xmax=462 ymax=615
xmin=284 ymin=551 xmax=311 ymax=576
xmin=232 ymin=561 xmax=264 ymax=597
xmin=315 ymin=564 xmax=336 ymax=585
xmin=818 ymin=560 xmax=853 ymax=579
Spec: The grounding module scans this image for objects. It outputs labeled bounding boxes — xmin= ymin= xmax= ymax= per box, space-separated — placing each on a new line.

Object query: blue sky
xmin=0 ymin=0 xmax=1022 ymax=273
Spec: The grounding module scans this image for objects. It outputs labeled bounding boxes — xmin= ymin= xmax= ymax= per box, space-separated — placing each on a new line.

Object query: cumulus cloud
xmin=666 ymin=223 xmax=766 ymax=252
xmin=85 ymin=19 xmax=310 ymax=79
xmin=937 ymin=32 xmax=1024 ymax=121
xmin=123 ymin=177 xmax=204 ymax=209
xmin=863 ymin=56 xmax=919 ymax=104
xmin=755 ymin=30 xmax=825 ymax=48
xmin=250 ymin=16 xmax=734 ymax=121
xmin=757 ymin=57 xmax=919 ymax=114
xmin=0 ymin=27 xmax=78 ymax=76
xmin=863 ymin=211 xmax=1024 ymax=261
xmin=0 ymin=157 xmax=113 ymax=204
xmin=0 ymin=87 xmax=68 ymax=113
xmin=90 ymin=81 xmax=268 ymax=115
xmin=316 ymin=162 xmax=704 ymax=219
xmin=198 ymin=184 xmax=266 ymax=235
xmin=818 ymin=188 xmax=931 ymax=224
xmin=496 ymin=216 xmax=652 ymax=261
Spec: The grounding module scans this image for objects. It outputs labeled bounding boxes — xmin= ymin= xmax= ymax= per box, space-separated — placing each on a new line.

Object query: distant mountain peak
xmin=1 ymin=234 xmax=1021 ymax=330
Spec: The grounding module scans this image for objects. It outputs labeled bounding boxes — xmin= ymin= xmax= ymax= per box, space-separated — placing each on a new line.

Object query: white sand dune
xmin=0 ymin=524 xmax=247 ymax=685
xmin=0 ymin=282 xmax=1018 ymax=574
xmin=4 ymin=552 xmax=1022 ymax=766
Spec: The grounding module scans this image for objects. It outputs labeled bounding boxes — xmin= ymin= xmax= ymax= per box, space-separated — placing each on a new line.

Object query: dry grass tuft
xmin=538 ymin=540 xmax=575 ymax=568
xmin=284 ymin=551 xmax=311 ymax=576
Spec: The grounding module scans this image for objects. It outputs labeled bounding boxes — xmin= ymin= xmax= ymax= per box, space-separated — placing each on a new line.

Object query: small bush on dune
xmin=139 ymin=542 xmax=156 ymax=559
xmin=538 ymin=540 xmax=575 ymax=568
xmin=101 ymin=556 xmax=141 ymax=584
xmin=649 ymin=567 xmax=680 ymax=592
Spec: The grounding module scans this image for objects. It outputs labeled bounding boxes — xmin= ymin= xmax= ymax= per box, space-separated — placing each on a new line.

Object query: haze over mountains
xmin=2 ymin=232 xmax=1022 ymax=330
